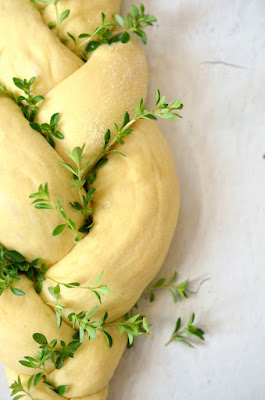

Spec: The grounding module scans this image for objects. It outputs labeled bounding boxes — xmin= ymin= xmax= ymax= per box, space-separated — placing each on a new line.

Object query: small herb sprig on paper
xmin=144 ymin=272 xmax=189 ymax=303
xmin=38 ymin=0 xmax=70 ymax=38
xmin=68 ymin=4 xmax=156 ymax=61
xmin=29 ymin=183 xmax=80 ymax=241
xmin=166 ymin=314 xmax=205 ymax=348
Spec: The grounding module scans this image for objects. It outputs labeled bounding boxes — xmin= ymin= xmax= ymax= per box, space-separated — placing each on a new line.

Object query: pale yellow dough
xmin=0 ymin=0 xmax=180 ymax=399
xmin=6 ymin=369 xmax=109 ymax=400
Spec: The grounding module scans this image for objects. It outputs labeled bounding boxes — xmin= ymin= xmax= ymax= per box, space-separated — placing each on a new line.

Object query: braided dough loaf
xmin=0 ymin=1 xmax=180 ymax=399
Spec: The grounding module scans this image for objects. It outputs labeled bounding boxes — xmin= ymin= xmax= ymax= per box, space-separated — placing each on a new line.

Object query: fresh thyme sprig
xmin=0 ymin=246 xmax=44 ymax=297
xmin=19 ymin=334 xmax=69 ymax=395
xmin=30 ymin=113 xmax=64 ymax=148
xmin=69 ymin=308 xmax=152 ymax=348
xmin=87 ymin=90 xmax=183 ymax=173
xmin=47 ymin=286 xmax=151 ymax=347
xmin=67 ymin=4 xmax=156 ymax=61
xmin=59 ymin=145 xmax=96 ymax=220
xmin=144 ymin=272 xmax=189 ymax=303
xmin=106 ymin=311 xmax=152 ymax=348
xmin=10 ymin=376 xmax=35 ymax=400
xmin=11 ymin=309 xmax=151 ymax=398
xmin=47 ymin=277 xmax=110 ymax=329
xmin=113 ymin=3 xmax=157 ymax=45
xmin=12 ymin=77 xmax=64 ymax=148
xmin=38 ymin=0 xmax=70 ymax=38
xmin=32 ymin=332 xmax=81 ymax=370
xmin=166 ymin=314 xmax=205 ymax=348
xmin=0 ymin=76 xmax=64 ymax=148
xmin=29 ymin=183 xmax=80 ymax=241
xmin=12 ymin=77 xmax=44 ymax=123
xmin=48 ymin=270 xmax=110 ymax=302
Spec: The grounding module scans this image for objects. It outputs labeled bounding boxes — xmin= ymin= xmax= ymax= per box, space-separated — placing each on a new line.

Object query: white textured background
xmin=1 ymin=0 xmax=265 ymax=399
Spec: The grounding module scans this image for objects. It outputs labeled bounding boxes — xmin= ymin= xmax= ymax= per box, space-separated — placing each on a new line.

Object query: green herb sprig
xmin=12 ymin=77 xmax=64 ymax=148
xmin=59 ymin=144 xmax=96 ymax=220
xmin=47 ymin=270 xmax=110 ymax=305
xmin=69 ymin=308 xmax=152 ymax=348
xmin=19 ymin=336 xmax=69 ymax=395
xmin=0 ymin=246 xmax=45 ymax=297
xmin=30 ymin=113 xmax=64 ymax=148
xmin=19 ymin=332 xmax=75 ymax=394
xmin=144 ymin=272 xmax=189 ymax=303
xmin=0 ymin=77 xmax=64 ymax=148
xmin=29 ymin=183 xmax=80 ymax=241
xmin=68 ymin=4 xmax=156 ymax=61
xmin=47 ymin=286 xmax=151 ymax=347
xmin=87 ymin=90 xmax=183 ymax=174
xmin=47 ymin=277 xmax=110 ymax=330
xmin=166 ymin=313 xmax=205 ymax=348
xmin=12 ymin=77 xmax=44 ymax=123
xmin=38 ymin=0 xmax=70 ymax=38
xmin=10 ymin=376 xmax=35 ymax=400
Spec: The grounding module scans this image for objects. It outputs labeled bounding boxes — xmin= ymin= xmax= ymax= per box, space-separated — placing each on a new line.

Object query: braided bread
xmin=0 ymin=1 xmax=179 ymax=399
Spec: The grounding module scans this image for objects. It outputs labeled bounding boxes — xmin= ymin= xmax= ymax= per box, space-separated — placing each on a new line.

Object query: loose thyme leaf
xmin=58 ymin=9 xmax=70 ymax=25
